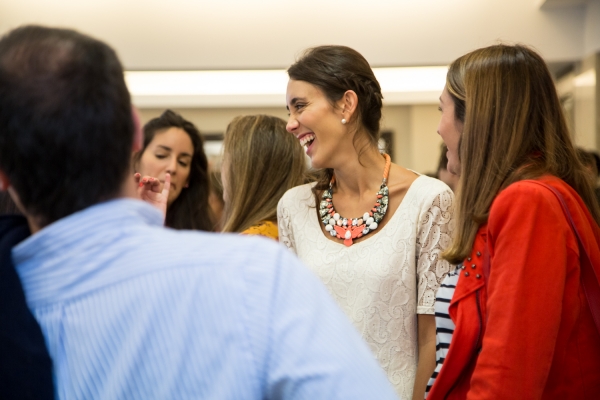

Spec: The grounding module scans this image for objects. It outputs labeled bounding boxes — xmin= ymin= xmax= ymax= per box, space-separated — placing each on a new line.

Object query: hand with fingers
xmin=134 ymin=172 xmax=170 ymax=221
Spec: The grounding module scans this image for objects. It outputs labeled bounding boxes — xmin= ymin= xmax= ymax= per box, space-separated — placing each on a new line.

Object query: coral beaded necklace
xmin=319 ymin=153 xmax=391 ymax=246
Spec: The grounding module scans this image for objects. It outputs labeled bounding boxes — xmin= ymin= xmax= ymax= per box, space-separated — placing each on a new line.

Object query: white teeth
xmin=299 ymin=134 xmax=315 ymax=147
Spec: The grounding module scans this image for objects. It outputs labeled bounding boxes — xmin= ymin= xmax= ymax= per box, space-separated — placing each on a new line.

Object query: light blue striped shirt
xmin=13 ymin=199 xmax=398 ymax=400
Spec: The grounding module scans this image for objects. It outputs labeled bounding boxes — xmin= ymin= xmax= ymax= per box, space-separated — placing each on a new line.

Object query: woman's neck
xmin=331 ymin=145 xmax=386 ymax=196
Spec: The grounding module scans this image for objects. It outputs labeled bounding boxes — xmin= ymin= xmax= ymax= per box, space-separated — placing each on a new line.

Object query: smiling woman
xmin=134 ymin=110 xmax=214 ymax=231
xmin=278 ymin=45 xmax=455 ymax=400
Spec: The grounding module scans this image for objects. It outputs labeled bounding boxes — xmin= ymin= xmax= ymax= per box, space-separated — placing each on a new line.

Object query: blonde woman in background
xmin=221 ymin=114 xmax=308 ymax=239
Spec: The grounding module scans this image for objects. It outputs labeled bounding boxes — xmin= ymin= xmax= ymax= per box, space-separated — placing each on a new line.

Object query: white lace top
xmin=277 ymin=175 xmax=455 ymax=399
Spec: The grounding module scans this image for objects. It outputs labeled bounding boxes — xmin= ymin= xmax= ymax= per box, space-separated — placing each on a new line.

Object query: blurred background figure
xmin=0 ymin=192 xmax=54 ymax=400
xmin=208 ymin=169 xmax=225 ymax=231
xmin=593 ymin=151 xmax=600 ymax=204
xmin=436 ymin=144 xmax=460 ymax=192
xmin=220 ymin=115 xmax=307 ymax=239
xmin=577 ymin=148 xmax=598 ymax=177
xmin=134 ymin=109 xmax=214 ymax=231
xmin=577 ymin=148 xmax=600 ymax=205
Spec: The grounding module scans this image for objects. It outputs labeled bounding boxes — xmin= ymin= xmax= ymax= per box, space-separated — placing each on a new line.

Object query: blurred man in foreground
xmin=0 ymin=25 xmax=397 ymax=400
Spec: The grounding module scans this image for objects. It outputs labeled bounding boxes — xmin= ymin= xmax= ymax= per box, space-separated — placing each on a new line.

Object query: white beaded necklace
xmin=319 ymin=153 xmax=391 ymax=246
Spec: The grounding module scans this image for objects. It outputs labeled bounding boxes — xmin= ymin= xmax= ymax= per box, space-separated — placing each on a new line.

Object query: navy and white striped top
xmin=13 ymin=199 xmax=398 ymax=400
xmin=424 ymin=266 xmax=460 ymax=397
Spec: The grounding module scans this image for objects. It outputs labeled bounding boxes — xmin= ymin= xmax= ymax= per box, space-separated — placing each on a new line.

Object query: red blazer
xmin=428 ymin=177 xmax=600 ymax=399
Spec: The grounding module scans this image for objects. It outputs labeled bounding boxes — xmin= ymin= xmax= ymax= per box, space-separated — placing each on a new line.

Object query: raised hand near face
xmin=134 ymin=172 xmax=170 ymax=222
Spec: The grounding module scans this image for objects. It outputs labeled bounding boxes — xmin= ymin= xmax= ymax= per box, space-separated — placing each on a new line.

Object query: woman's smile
xmin=297 ymin=132 xmax=316 ymax=153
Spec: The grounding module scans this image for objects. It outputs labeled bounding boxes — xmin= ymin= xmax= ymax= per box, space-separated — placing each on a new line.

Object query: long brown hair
xmin=287 ymin=45 xmax=384 ymax=197
xmin=221 ymin=115 xmax=307 ymax=233
xmin=134 ymin=110 xmax=213 ymax=231
xmin=444 ymin=44 xmax=600 ymax=264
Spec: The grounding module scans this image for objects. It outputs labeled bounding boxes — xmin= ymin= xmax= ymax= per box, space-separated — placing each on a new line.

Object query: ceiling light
xmin=126 ymin=66 xmax=448 ymax=108
xmin=574 ymin=69 xmax=596 ymax=88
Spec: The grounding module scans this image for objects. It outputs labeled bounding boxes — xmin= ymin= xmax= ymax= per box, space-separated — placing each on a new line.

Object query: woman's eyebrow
xmin=288 ymin=97 xmax=304 ymax=109
xmin=157 ymin=145 xmax=192 ymax=158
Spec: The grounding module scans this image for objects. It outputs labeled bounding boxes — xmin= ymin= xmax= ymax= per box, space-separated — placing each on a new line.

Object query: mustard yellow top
xmin=241 ymin=220 xmax=278 ymax=240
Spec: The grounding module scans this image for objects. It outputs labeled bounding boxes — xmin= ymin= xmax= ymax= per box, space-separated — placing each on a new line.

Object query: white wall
xmin=555 ymin=52 xmax=598 ymax=151
xmin=574 ymin=75 xmax=597 ymax=150
xmin=408 ymin=106 xmax=444 ymax=174
xmin=3 ymin=0 xmax=594 ymax=160
xmin=584 ymin=0 xmax=600 ymax=55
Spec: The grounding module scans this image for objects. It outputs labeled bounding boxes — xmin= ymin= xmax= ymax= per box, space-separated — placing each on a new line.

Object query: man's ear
xmin=0 ymin=169 xmax=26 ymax=214
xmin=0 ymin=169 xmax=10 ymax=192
xmin=1 ymin=173 xmax=38 ymax=231
xmin=131 ymin=106 xmax=143 ymax=153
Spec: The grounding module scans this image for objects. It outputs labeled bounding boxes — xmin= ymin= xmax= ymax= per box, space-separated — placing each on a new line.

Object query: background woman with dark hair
xmin=134 ymin=109 xmax=214 ymax=231
xmin=427 ymin=44 xmax=600 ymax=399
xmin=278 ymin=45 xmax=455 ymax=399
xmin=221 ymin=114 xmax=307 ymax=239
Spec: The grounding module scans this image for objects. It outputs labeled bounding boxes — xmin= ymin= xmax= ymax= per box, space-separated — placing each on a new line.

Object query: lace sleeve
xmin=416 ymin=187 xmax=455 ymax=314
xmin=277 ymin=196 xmax=297 ymax=254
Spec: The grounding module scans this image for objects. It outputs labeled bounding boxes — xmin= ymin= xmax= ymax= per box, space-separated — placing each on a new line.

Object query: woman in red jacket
xmin=427 ymin=44 xmax=600 ymax=399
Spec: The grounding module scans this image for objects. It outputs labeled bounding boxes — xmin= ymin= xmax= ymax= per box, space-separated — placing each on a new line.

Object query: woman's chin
xmin=308 ymin=156 xmax=324 ymax=170
xmin=167 ymin=196 xmax=177 ymax=208
xmin=447 ymin=163 xmax=461 ymax=177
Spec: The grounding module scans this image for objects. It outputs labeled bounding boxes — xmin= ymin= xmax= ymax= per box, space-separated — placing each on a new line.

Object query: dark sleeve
xmin=0 ymin=215 xmax=55 ymax=399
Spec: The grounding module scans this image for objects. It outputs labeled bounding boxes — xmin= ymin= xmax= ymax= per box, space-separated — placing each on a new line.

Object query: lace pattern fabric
xmin=277 ymin=175 xmax=455 ymax=399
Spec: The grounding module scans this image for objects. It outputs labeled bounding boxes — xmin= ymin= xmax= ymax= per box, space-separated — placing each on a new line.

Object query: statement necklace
xmin=319 ymin=153 xmax=391 ymax=247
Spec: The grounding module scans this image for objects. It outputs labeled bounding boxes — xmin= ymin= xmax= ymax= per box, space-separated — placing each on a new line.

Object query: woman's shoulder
xmin=242 ymin=221 xmax=279 ymax=240
xmin=494 ymin=176 xmax=568 ymax=208
xmin=489 ymin=177 xmax=576 ymax=228
xmin=404 ymin=174 xmax=454 ymax=207
xmin=412 ymin=173 xmax=453 ymax=192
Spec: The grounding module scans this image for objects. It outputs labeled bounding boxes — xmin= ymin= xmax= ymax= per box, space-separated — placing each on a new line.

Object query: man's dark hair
xmin=0 ymin=25 xmax=134 ymax=227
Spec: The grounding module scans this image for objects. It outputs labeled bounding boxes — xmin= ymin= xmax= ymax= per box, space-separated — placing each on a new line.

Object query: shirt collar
xmin=13 ymin=198 xmax=163 ymax=266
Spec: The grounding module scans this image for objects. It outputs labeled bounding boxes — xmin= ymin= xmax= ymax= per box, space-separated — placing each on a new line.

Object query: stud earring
xmin=341 ymin=118 xmax=347 ymax=125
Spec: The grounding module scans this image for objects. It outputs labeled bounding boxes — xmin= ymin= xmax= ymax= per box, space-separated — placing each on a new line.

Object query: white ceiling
xmin=1 ymin=0 xmax=598 ymax=71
